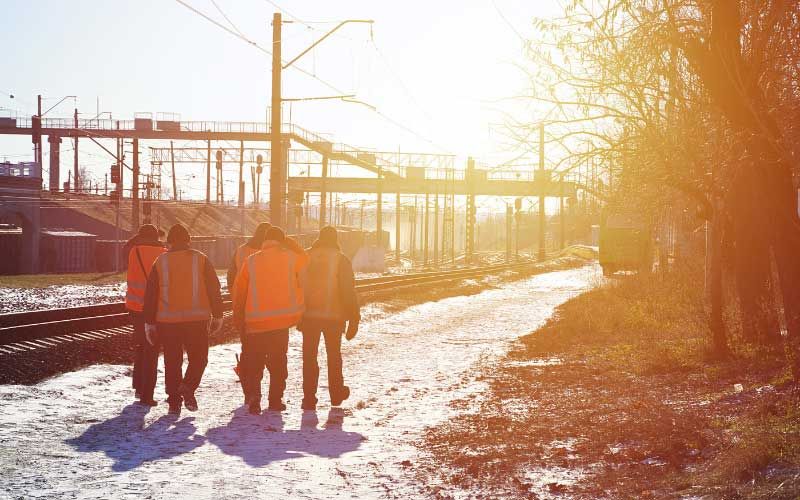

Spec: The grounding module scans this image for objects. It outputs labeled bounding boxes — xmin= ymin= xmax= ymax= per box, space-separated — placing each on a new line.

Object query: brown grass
xmin=417 ymin=264 xmax=800 ymax=499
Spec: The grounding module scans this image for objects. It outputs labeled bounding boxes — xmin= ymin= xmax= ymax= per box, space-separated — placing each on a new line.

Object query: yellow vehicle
xmin=599 ymin=212 xmax=651 ymax=277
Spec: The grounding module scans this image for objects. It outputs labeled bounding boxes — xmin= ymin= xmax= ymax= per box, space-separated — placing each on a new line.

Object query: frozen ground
xmin=0 ymin=265 xmax=598 ymax=499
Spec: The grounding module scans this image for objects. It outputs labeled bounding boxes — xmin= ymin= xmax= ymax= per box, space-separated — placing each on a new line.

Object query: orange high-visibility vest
xmin=154 ymin=250 xmax=212 ymax=323
xmin=242 ymin=244 xmax=307 ymax=332
xmin=304 ymin=246 xmax=345 ymax=322
xmin=126 ymin=244 xmax=167 ymax=312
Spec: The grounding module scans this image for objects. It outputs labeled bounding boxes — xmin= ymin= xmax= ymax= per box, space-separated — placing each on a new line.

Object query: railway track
xmin=0 ymin=261 xmax=539 ymax=355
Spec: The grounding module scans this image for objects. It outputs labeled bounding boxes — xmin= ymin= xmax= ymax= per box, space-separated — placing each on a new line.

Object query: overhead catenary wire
xmin=173 ymin=0 xmax=451 ymax=153
xmin=210 ymin=0 xmax=247 ymax=38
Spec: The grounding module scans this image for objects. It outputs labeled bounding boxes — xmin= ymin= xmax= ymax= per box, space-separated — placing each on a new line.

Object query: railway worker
xmin=226 ymin=222 xmax=271 ymax=288
xmin=298 ymin=226 xmax=360 ymax=411
xmin=232 ymin=226 xmax=309 ymax=415
xmin=143 ymin=224 xmax=224 ymax=415
xmin=123 ymin=224 xmax=167 ymax=406
xmin=227 ymin=222 xmax=271 ymax=400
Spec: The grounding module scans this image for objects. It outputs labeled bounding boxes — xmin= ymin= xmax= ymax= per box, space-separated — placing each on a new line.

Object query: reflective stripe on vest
xmin=304 ymin=247 xmax=343 ymax=320
xmin=156 ymin=251 xmax=212 ymax=322
xmin=125 ymin=279 xmax=147 ymax=305
xmin=245 ymin=250 xmax=304 ymax=320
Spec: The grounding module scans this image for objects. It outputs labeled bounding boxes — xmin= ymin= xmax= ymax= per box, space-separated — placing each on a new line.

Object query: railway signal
xmin=110 ymin=163 xmax=120 ymax=184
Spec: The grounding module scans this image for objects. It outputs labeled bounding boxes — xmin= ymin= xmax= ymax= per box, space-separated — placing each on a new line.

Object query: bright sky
xmin=0 ymin=0 xmax=561 ymax=200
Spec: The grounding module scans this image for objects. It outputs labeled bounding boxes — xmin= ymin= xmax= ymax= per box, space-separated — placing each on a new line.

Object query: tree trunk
xmin=709 ymin=204 xmax=729 ymax=358
xmin=731 ymin=168 xmax=782 ymax=343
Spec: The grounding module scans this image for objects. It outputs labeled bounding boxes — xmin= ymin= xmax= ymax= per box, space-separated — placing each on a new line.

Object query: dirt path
xmin=0 ymin=265 xmax=598 ymax=499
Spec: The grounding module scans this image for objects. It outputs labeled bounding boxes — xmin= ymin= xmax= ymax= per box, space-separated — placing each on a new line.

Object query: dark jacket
xmin=143 ymin=243 xmax=224 ymax=324
xmin=226 ymin=239 xmax=261 ymax=290
xmin=299 ymin=239 xmax=360 ymax=333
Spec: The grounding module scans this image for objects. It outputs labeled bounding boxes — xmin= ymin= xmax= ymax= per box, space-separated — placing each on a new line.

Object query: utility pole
xmin=417 ymin=196 xmax=423 ymax=259
xmin=132 ymin=138 xmax=140 ymax=230
xmin=270 ymin=14 xmax=373 ymax=229
xmin=329 ymin=187 xmax=334 ymax=226
xmin=170 ymin=141 xmax=177 ymax=201
xmin=515 ymin=198 xmax=521 ymax=259
xmin=395 ymin=193 xmax=401 ymax=264
xmin=270 ymin=12 xmax=285 ymax=228
xmin=239 ymin=141 xmax=245 ymax=235
xmin=48 ymin=135 xmax=62 ymax=193
xmin=559 ymin=174 xmax=566 ymax=250
xmin=538 ymin=123 xmax=546 ymax=261
xmin=114 ymin=136 xmax=121 ymax=272
xmin=506 ymin=205 xmax=513 ymax=262
xmin=409 ymin=200 xmax=416 ymax=264
xmin=319 ymin=155 xmax=328 ymax=229
xmin=73 ymin=108 xmax=79 ymax=193
xmin=35 ymin=95 xmax=42 ymax=169
xmin=376 ymin=169 xmax=383 ymax=247
xmin=465 ymin=157 xmax=476 ymax=263
xmin=206 ymin=138 xmax=211 ymax=204
xmin=117 ymin=121 xmax=123 ymax=198
xmin=433 ymin=192 xmax=439 ymax=267
xmin=423 ymin=192 xmax=429 ymax=265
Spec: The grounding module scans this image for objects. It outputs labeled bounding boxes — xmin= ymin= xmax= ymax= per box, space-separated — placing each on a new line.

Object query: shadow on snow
xmin=65 ymin=404 xmax=364 ymax=471
xmin=205 ymin=407 xmax=364 ymax=467
xmin=65 ymin=403 xmax=206 ymax=472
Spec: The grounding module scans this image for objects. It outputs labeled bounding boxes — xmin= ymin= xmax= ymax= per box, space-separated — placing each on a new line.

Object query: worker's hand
xmin=144 ymin=324 xmax=158 ymax=346
xmin=208 ymin=317 xmax=224 ymax=336
xmin=345 ymin=317 xmax=359 ymax=341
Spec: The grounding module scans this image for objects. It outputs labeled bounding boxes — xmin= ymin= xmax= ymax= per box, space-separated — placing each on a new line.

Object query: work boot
xmin=183 ymin=393 xmax=198 ymax=412
xmin=267 ymin=401 xmax=286 ymax=412
xmin=180 ymin=384 xmax=198 ymax=412
xmin=331 ymin=386 xmax=350 ymax=407
xmin=137 ymin=397 xmax=158 ymax=407
xmin=248 ymin=401 xmax=262 ymax=415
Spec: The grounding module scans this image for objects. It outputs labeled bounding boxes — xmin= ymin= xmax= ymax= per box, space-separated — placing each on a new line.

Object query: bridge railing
xmin=12 ymin=116 xmax=271 ymax=134
xmin=487 ymin=170 xmax=535 ymax=181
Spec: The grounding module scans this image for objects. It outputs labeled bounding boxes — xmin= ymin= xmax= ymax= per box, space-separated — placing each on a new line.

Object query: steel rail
xmin=0 ymin=261 xmax=536 ymax=347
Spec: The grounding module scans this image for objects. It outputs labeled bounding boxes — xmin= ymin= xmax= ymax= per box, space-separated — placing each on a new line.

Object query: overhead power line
xmin=210 ymin=0 xmax=247 ymax=38
xmin=174 ymin=0 xmax=270 ymax=55
xmin=173 ymin=0 xmax=450 ymax=152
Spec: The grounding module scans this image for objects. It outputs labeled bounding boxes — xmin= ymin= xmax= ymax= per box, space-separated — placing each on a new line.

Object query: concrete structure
xmin=0 ymin=161 xmax=41 ymax=273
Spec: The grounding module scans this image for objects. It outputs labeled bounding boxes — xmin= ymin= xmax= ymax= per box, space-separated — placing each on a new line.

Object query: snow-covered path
xmin=0 ymin=265 xmax=598 ymax=500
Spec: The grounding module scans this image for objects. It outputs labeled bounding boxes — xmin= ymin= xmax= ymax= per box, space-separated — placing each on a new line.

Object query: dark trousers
xmin=130 ymin=311 xmax=159 ymax=400
xmin=159 ymin=321 xmax=209 ymax=406
xmin=241 ymin=329 xmax=289 ymax=406
xmin=302 ymin=323 xmax=345 ymax=405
